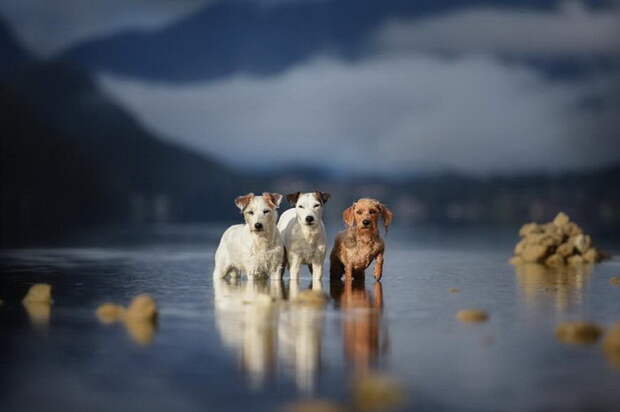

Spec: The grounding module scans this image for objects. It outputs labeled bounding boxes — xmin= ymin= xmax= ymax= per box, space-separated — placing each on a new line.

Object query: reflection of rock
xmin=555 ymin=322 xmax=603 ymax=345
xmin=609 ymin=277 xmax=620 ymax=287
xmin=352 ymin=373 xmax=405 ymax=412
xmin=330 ymin=277 xmax=386 ymax=375
xmin=95 ymin=295 xmax=158 ymax=346
xmin=514 ymin=263 xmax=592 ymax=312
xmin=456 ymin=309 xmax=488 ymax=323
xmin=602 ymin=324 xmax=620 ymax=370
xmin=214 ymin=277 xmax=326 ymax=391
xmin=23 ymin=301 xmax=51 ymax=326
xmin=22 ymin=283 xmax=53 ymax=327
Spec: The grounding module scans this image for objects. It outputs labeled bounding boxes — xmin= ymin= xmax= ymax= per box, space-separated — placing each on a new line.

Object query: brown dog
xmin=330 ymin=198 xmax=393 ymax=280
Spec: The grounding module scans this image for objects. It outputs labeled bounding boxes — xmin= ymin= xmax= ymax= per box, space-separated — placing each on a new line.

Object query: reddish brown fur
xmin=262 ymin=192 xmax=283 ymax=209
xmin=234 ymin=193 xmax=254 ymax=211
xmin=330 ymin=198 xmax=393 ymax=280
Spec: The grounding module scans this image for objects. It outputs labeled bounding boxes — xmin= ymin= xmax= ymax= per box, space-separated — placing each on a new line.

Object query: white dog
xmin=277 ymin=191 xmax=330 ymax=279
xmin=213 ymin=192 xmax=285 ymax=279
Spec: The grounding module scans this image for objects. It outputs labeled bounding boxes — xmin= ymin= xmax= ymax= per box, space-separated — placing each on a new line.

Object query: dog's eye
xmin=247 ymin=211 xmax=254 ymax=215
xmin=263 ymin=209 xmax=270 ymax=214
xmin=314 ymin=204 xmax=320 ymax=208
xmin=369 ymin=209 xmax=377 ymax=214
xmin=298 ymin=205 xmax=304 ymax=209
xmin=356 ymin=210 xmax=363 ymax=215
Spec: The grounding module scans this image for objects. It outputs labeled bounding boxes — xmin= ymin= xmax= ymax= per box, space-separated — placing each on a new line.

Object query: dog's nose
xmin=305 ymin=216 xmax=314 ymax=223
xmin=254 ymin=222 xmax=263 ymax=230
xmin=362 ymin=219 xmax=371 ymax=226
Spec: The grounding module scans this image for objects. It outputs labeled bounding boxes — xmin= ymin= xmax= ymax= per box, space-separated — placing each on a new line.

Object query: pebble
xmin=555 ymin=322 xmax=603 ymax=344
xmin=456 ymin=309 xmax=488 ymax=323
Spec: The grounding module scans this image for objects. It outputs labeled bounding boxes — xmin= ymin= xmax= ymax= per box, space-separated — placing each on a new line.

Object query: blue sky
xmin=1 ymin=0 xmax=618 ymax=175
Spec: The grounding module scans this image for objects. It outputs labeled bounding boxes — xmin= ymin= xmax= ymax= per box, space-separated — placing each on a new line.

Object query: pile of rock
xmin=510 ymin=212 xmax=607 ymax=266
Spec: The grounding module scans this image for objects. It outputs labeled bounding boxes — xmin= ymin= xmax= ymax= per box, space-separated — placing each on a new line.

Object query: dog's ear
xmin=263 ymin=192 xmax=283 ymax=208
xmin=286 ymin=192 xmax=301 ymax=206
xmin=343 ymin=203 xmax=355 ymax=227
xmin=235 ymin=193 xmax=254 ymax=211
xmin=378 ymin=203 xmax=393 ymax=233
xmin=315 ymin=191 xmax=331 ymax=205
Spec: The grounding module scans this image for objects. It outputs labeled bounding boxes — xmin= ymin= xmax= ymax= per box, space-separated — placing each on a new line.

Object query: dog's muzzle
xmin=362 ymin=219 xmax=371 ymax=227
xmin=254 ymin=222 xmax=263 ymax=231
xmin=305 ymin=216 xmax=314 ymax=225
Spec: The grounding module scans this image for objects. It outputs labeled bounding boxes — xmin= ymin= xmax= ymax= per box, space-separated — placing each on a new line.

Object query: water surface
xmin=1 ymin=225 xmax=619 ymax=412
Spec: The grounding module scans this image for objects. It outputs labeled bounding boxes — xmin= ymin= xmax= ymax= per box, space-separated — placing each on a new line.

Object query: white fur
xmin=277 ymin=193 xmax=327 ymax=279
xmin=213 ymin=194 xmax=284 ymax=280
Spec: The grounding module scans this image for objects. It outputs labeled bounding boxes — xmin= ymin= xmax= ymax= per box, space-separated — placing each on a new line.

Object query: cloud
xmin=98 ymin=53 xmax=620 ymax=176
xmin=0 ymin=0 xmax=213 ymax=57
xmin=375 ymin=1 xmax=620 ymax=57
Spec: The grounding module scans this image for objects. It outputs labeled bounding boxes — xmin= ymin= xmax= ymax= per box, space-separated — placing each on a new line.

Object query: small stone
xmin=555 ymin=322 xmax=603 ymax=344
xmin=522 ymin=244 xmax=550 ymax=263
xmin=292 ymin=290 xmax=328 ymax=307
xmin=553 ymin=212 xmax=570 ymax=227
xmin=23 ymin=302 xmax=51 ymax=325
xmin=456 ymin=309 xmax=488 ymax=323
xmin=582 ymin=248 xmax=600 ymax=263
xmin=283 ymin=400 xmax=345 ymax=412
xmin=545 ymin=254 xmax=564 ymax=267
xmin=96 ymin=303 xmax=126 ymax=324
xmin=124 ymin=318 xmax=157 ymax=346
xmin=509 ymin=256 xmax=524 ymax=265
xmin=567 ymin=255 xmax=585 ymax=266
xmin=448 ymin=288 xmax=460 ymax=293
xmin=353 ymin=373 xmax=405 ymax=412
xmin=519 ymin=223 xmax=542 ymax=237
xmin=609 ymin=277 xmax=620 ymax=286
xmin=125 ymin=294 xmax=158 ymax=321
xmin=22 ymin=283 xmax=52 ymax=304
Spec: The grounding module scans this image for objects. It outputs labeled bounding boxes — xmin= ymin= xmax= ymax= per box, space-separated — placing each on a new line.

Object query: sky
xmin=1 ymin=0 xmax=619 ymax=176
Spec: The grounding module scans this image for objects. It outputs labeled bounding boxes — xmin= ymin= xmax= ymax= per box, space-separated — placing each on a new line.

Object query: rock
xmin=125 ymin=294 xmax=158 ymax=322
xmin=572 ymin=234 xmax=591 ymax=254
xmin=0 ymin=298 xmax=4 ymax=306
xmin=555 ymin=322 xmax=603 ymax=344
xmin=509 ymin=256 xmax=524 ymax=265
xmin=609 ymin=277 xmax=620 ymax=286
xmin=353 ymin=373 xmax=405 ymax=412
xmin=23 ymin=301 xmax=51 ymax=325
xmin=553 ymin=212 xmax=570 ymax=227
xmin=582 ymin=248 xmax=600 ymax=263
xmin=514 ymin=239 xmax=527 ymax=255
xmin=567 ymin=255 xmax=585 ymax=266
xmin=292 ymin=290 xmax=328 ymax=307
xmin=22 ymin=283 xmax=52 ymax=303
xmin=283 ymin=400 xmax=345 ymax=412
xmin=456 ymin=309 xmax=489 ymax=323
xmin=519 ymin=223 xmax=542 ymax=237
xmin=563 ymin=222 xmax=582 ymax=237
xmin=556 ymin=242 xmax=574 ymax=257
xmin=125 ymin=318 xmax=157 ymax=346
xmin=522 ymin=244 xmax=550 ymax=263
xmin=96 ymin=303 xmax=126 ymax=324
xmin=448 ymin=288 xmax=460 ymax=293
xmin=545 ymin=254 xmax=565 ymax=267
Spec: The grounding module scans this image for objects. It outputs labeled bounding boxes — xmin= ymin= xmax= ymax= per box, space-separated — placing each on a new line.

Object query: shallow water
xmin=1 ymin=224 xmax=619 ymax=412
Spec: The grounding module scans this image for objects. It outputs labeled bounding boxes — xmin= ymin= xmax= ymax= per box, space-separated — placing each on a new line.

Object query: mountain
xmin=0 ymin=16 xmax=31 ymax=75
xmin=58 ymin=0 xmax=588 ymax=83
xmin=0 ymin=20 xmax=250 ymax=246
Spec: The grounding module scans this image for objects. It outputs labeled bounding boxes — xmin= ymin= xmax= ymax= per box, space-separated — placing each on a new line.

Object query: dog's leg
xmin=289 ymin=255 xmax=302 ymax=280
xmin=344 ymin=264 xmax=354 ymax=281
xmin=311 ymin=262 xmax=323 ymax=280
xmin=373 ymin=252 xmax=384 ymax=281
xmin=329 ymin=256 xmax=344 ymax=280
xmin=311 ymin=276 xmax=323 ymax=292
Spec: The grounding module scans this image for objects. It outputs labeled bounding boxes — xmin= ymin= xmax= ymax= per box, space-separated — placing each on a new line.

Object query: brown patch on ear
xmin=234 ymin=193 xmax=254 ymax=211
xmin=286 ymin=192 xmax=301 ymax=206
xmin=262 ymin=192 xmax=283 ymax=208
xmin=314 ymin=191 xmax=331 ymax=205
xmin=343 ymin=203 xmax=355 ymax=227
xmin=379 ymin=203 xmax=393 ymax=233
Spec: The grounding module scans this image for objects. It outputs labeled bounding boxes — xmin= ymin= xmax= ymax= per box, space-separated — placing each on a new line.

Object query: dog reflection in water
xmin=330 ymin=277 xmax=387 ymax=375
xmin=213 ymin=276 xmax=325 ymax=392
